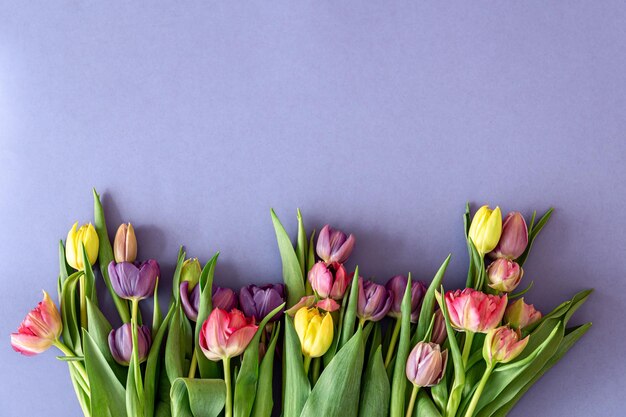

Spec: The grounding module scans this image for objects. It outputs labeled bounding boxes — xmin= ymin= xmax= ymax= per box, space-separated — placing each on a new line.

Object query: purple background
xmin=1 ymin=2 xmax=625 ymax=416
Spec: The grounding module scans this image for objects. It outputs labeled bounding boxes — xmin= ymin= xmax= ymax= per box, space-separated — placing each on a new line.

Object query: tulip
xmin=443 ymin=288 xmax=507 ymax=333
xmin=113 ymin=223 xmax=137 ymax=263
xmin=316 ymin=224 xmax=355 ymax=264
xmin=108 ymin=259 xmax=160 ymax=301
xmin=406 ymin=342 xmax=448 ymax=387
xmin=180 ymin=258 xmax=202 ymax=289
xmin=468 ymin=205 xmax=502 ymax=255
xmin=505 ymin=298 xmax=542 ymax=330
xmin=239 ymin=284 xmax=285 ymax=322
xmin=431 ymin=309 xmax=447 ymax=345
xmin=386 ymin=275 xmax=427 ymax=322
xmin=294 ymin=307 xmax=334 ymax=360
xmin=486 ymin=259 xmax=523 ymax=293
xmin=108 ymin=323 xmax=152 ymax=366
xmin=285 ymin=295 xmax=317 ymax=316
xmin=199 ymin=308 xmax=258 ymax=361
xmin=483 ymin=325 xmax=529 ymax=366
xmin=357 ymin=278 xmax=392 ymax=322
xmin=180 ymin=281 xmax=200 ymax=321
xmin=66 ymin=222 xmax=99 ymax=270
xmin=11 ymin=291 xmax=62 ymax=356
xmin=491 ymin=212 xmax=528 ymax=260
xmin=213 ymin=286 xmax=238 ymax=311
xmin=308 ymin=261 xmax=350 ymax=300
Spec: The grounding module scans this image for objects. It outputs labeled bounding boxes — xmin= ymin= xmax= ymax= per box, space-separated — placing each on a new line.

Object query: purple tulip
xmin=108 ymin=260 xmax=160 ymax=301
xmin=212 ymin=286 xmax=238 ymax=311
xmin=357 ymin=278 xmax=392 ymax=322
xmin=316 ymin=225 xmax=355 ymax=264
xmin=180 ymin=281 xmax=200 ymax=321
xmin=239 ymin=284 xmax=285 ymax=322
xmin=108 ymin=323 xmax=152 ymax=366
xmin=431 ymin=309 xmax=447 ymax=345
xmin=386 ymin=275 xmax=427 ymax=322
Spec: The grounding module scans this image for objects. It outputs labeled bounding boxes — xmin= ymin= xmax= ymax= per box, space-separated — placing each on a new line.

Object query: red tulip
xmin=11 ymin=291 xmax=62 ymax=356
xmin=199 ymin=308 xmax=258 ymax=361
xmin=443 ymin=288 xmax=507 ymax=333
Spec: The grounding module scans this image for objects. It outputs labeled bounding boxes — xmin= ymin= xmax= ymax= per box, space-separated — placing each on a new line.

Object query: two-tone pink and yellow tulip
xmin=443 ymin=288 xmax=507 ymax=333
xmin=10 ymin=291 xmax=62 ymax=356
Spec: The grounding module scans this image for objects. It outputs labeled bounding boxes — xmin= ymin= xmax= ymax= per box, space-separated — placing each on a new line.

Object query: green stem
xmin=462 ymin=332 xmax=475 ymax=368
xmin=188 ymin=347 xmax=198 ymax=378
xmin=384 ymin=317 xmax=402 ymax=369
xmin=463 ymin=364 xmax=494 ymax=417
xmin=303 ymin=355 xmax=312 ymax=375
xmin=406 ymin=385 xmax=420 ymax=417
xmin=311 ymin=357 xmax=321 ymax=385
xmin=54 ymin=341 xmax=90 ymax=394
xmin=223 ymin=357 xmax=232 ymax=417
xmin=79 ymin=274 xmax=87 ymax=328
xmin=131 ymin=299 xmax=144 ymax=399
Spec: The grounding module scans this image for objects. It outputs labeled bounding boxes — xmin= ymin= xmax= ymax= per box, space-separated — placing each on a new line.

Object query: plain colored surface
xmin=1 ymin=2 xmax=625 ymax=416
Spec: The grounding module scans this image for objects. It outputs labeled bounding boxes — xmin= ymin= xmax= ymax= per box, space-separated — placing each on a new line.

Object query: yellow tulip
xmin=294 ymin=307 xmax=333 ymax=358
xmin=468 ymin=205 xmax=502 ymax=255
xmin=66 ymin=222 xmax=99 ymax=270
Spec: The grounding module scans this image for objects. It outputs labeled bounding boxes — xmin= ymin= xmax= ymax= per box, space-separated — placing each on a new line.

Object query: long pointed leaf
xmin=270 ymin=209 xmax=305 ymax=307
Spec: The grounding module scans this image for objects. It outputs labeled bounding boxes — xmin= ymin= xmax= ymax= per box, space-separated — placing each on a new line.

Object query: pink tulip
xmin=486 ymin=259 xmax=523 ymax=293
xmin=491 ymin=212 xmax=528 ymax=260
xmin=443 ymin=288 xmax=507 ymax=333
xmin=483 ymin=326 xmax=529 ymax=366
xmin=505 ymin=298 xmax=542 ymax=330
xmin=316 ymin=225 xmax=355 ymax=264
xmin=308 ymin=261 xmax=349 ymax=300
xmin=199 ymin=308 xmax=258 ymax=361
xmin=11 ymin=291 xmax=62 ymax=356
xmin=405 ymin=342 xmax=448 ymax=387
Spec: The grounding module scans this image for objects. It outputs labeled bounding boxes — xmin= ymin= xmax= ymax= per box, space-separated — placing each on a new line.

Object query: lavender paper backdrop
xmin=1 ymin=2 xmax=625 ymax=416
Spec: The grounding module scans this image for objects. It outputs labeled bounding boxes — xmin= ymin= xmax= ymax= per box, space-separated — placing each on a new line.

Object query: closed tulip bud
xmin=316 ymin=225 xmax=355 ymax=264
xmin=180 ymin=258 xmax=202 ymax=289
xmin=308 ymin=262 xmax=350 ymax=301
xmin=180 ymin=281 xmax=200 ymax=321
xmin=199 ymin=308 xmax=258 ymax=361
xmin=386 ymin=275 xmax=427 ymax=322
xmin=357 ymin=278 xmax=392 ymax=322
xmin=294 ymin=307 xmax=334 ymax=358
xmin=487 ymin=259 xmax=523 ymax=293
xmin=405 ymin=342 xmax=448 ymax=387
xmin=108 ymin=323 xmax=152 ymax=366
xmin=491 ymin=212 xmax=528 ymax=260
xmin=505 ymin=298 xmax=542 ymax=330
xmin=443 ymin=288 xmax=507 ymax=333
xmin=66 ymin=222 xmax=99 ymax=270
xmin=11 ymin=291 xmax=62 ymax=356
xmin=239 ymin=284 xmax=285 ymax=322
xmin=468 ymin=206 xmax=502 ymax=255
xmin=483 ymin=326 xmax=529 ymax=367
xmin=431 ymin=309 xmax=447 ymax=345
xmin=108 ymin=259 xmax=160 ymax=301
xmin=113 ymin=223 xmax=137 ymax=263
xmin=212 ymin=286 xmax=238 ymax=311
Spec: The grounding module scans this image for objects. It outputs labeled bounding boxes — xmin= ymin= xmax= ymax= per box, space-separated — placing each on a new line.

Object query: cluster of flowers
xmin=10 ymin=191 xmax=591 ymax=417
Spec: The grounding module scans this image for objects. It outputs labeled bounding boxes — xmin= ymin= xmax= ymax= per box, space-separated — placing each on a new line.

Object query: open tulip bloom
xmin=10 ymin=192 xmax=591 ymax=417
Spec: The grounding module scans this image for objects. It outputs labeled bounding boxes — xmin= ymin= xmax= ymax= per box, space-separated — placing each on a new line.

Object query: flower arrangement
xmin=11 ymin=190 xmax=592 ymax=417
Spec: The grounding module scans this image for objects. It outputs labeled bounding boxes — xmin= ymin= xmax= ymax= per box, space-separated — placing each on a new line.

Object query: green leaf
xmin=170 ymin=378 xmax=226 ymax=417
xmin=93 ymin=188 xmax=130 ymax=323
xmin=67 ymin=364 xmax=91 ymax=415
xmin=340 ymin=265 xmax=360 ymax=349
xmin=390 ymin=277 xmax=412 ymax=417
xmin=195 ymin=253 xmax=221 ymax=379
xmin=166 ymin=306 xmax=194 ymax=383
xmin=414 ymin=255 xmax=451 ymax=344
xmin=56 ymin=355 xmax=85 ymax=362
xmin=86 ymin=298 xmax=127 ymax=384
xmin=83 ymin=329 xmax=127 ymax=417
xmin=153 ymin=277 xmax=163 ymax=334
xmin=282 ymin=316 xmax=311 ymax=417
xmin=234 ymin=303 xmax=285 ymax=417
xmin=296 ymin=209 xmax=307 ymax=278
xmin=306 ymin=230 xmax=317 ymax=275
xmin=414 ymin=390 xmax=442 ymax=417
xmin=61 ymin=271 xmax=83 ymax=354
xmin=251 ymin=323 xmax=281 ymax=417
xmin=127 ymin=359 xmax=143 ymax=417
xmin=81 ymin=244 xmax=97 ymax=306
xmin=58 ymin=240 xmax=70 ymax=298
xmin=145 ymin=306 xmax=175 ymax=417
xmin=171 ymin=246 xmax=187 ymax=305
xmin=358 ymin=345 xmax=390 ymax=417
xmin=300 ymin=328 xmax=365 ymax=417
xmin=270 ymin=209 xmax=305 ymax=307
xmin=516 ymin=208 xmax=553 ymax=267
xmin=563 ymin=289 xmax=593 ymax=326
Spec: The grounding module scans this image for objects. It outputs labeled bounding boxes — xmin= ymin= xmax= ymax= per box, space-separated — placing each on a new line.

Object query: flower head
xmin=108 ymin=259 xmax=160 ymax=301
xmin=114 ymin=223 xmax=137 ymax=263
xmin=504 ymin=298 xmax=542 ymax=330
xmin=212 ymin=286 xmax=238 ymax=311
xmin=487 ymin=259 xmax=523 ymax=293
xmin=294 ymin=307 xmax=334 ymax=358
xmin=180 ymin=258 xmax=202 ymax=289
xmin=199 ymin=308 xmax=258 ymax=361
xmin=443 ymin=288 xmax=507 ymax=333
xmin=405 ymin=342 xmax=448 ymax=387
xmin=66 ymin=222 xmax=99 ymax=270
xmin=316 ymin=225 xmax=355 ymax=264
xmin=386 ymin=275 xmax=427 ymax=322
xmin=11 ymin=291 xmax=62 ymax=356
xmin=357 ymin=278 xmax=392 ymax=322
xmin=180 ymin=281 xmax=200 ymax=321
xmin=491 ymin=212 xmax=528 ymax=260
xmin=239 ymin=284 xmax=285 ymax=322
xmin=483 ymin=326 xmax=529 ymax=366
xmin=108 ymin=323 xmax=152 ymax=366
xmin=308 ymin=261 xmax=350 ymax=300
xmin=468 ymin=206 xmax=502 ymax=255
